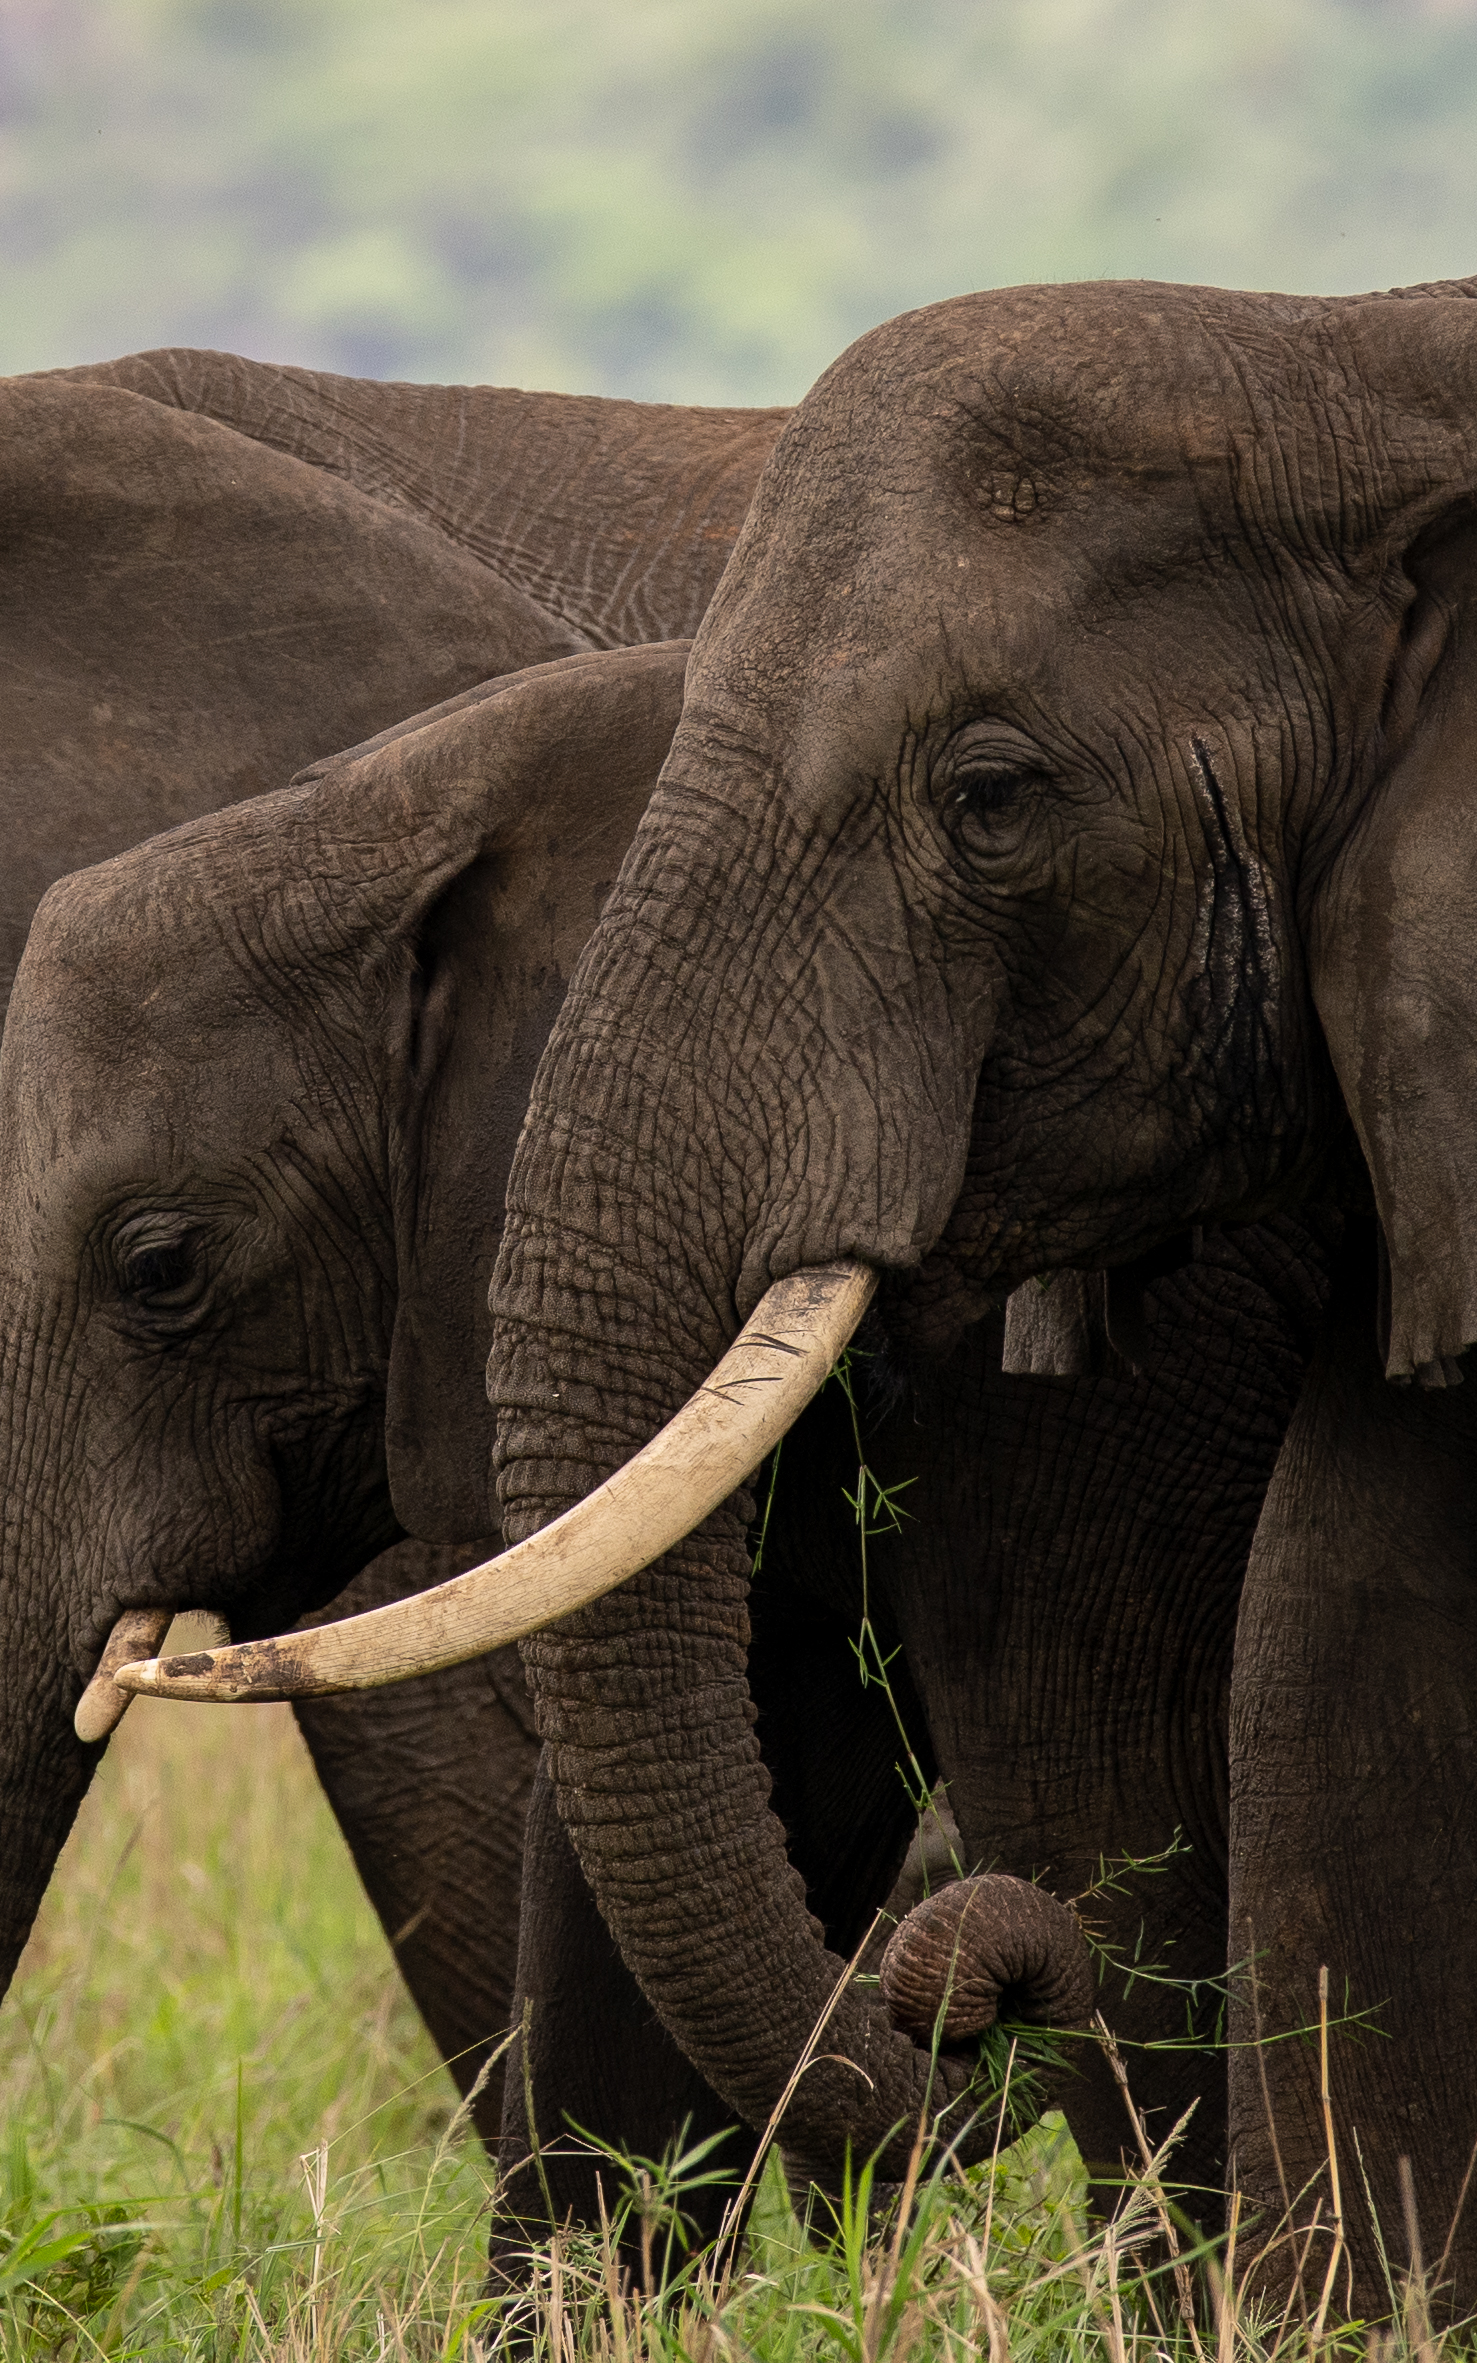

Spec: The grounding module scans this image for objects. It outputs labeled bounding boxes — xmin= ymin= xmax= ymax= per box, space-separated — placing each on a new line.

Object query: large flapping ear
xmin=0 ymin=373 xmax=586 ymax=1002
xmin=1302 ymin=297 xmax=1477 ymax=1383
xmin=294 ymin=643 xmax=690 ymax=1539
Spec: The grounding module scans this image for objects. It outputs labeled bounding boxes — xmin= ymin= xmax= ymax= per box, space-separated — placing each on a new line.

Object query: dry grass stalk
xmin=1208 ymin=2186 xmax=1243 ymax=2363
xmin=1311 ymin=1963 xmax=1348 ymax=2341
xmin=711 ymin=1906 xmax=886 ymax=2289
xmin=1094 ymin=2007 xmax=1205 ymax=2355
xmin=1245 ymin=1916 xmax=1309 ymax=2338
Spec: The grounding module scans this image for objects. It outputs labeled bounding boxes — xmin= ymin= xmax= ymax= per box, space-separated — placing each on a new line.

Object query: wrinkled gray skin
xmin=487 ymin=273 xmax=1477 ymax=2306
xmin=0 ymin=352 xmax=782 ymax=2133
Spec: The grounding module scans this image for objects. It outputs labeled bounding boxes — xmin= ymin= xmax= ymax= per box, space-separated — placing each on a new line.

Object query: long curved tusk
xmin=114 ymin=1259 xmax=877 ymax=1706
xmin=74 ymin=1607 xmax=174 ymax=1742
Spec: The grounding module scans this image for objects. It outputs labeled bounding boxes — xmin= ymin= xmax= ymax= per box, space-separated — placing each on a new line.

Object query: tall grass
xmin=3 ymin=1628 xmax=1474 ymax=2356
xmin=0 ymin=1653 xmax=491 ymax=2355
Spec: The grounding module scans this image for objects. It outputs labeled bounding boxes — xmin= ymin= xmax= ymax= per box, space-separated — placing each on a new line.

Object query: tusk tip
xmin=113 ymin=1656 xmax=164 ymax=1698
xmin=114 ymin=1647 xmax=297 ymax=1702
xmin=73 ymin=1684 xmax=129 ymax=1744
xmin=74 ymin=1606 xmax=177 ymax=1740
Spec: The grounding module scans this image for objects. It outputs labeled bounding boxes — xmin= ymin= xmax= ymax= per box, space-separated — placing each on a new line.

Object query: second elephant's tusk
xmin=74 ymin=1606 xmax=174 ymax=1742
xmin=114 ymin=1259 xmax=877 ymax=1706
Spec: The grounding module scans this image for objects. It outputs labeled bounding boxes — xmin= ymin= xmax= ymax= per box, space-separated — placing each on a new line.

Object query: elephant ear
xmin=1309 ymin=530 xmax=1477 ymax=1383
xmin=292 ymin=644 xmax=689 ymax=1538
xmin=1299 ymin=295 xmax=1477 ymax=1384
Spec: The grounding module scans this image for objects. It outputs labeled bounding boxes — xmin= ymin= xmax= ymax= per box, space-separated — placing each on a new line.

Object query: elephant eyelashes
xmin=939 ymin=756 xmax=1049 ymax=863
xmin=113 ymin=1220 xmax=206 ymax=1315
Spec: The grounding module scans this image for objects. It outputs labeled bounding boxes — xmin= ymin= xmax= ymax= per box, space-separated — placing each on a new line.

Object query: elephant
xmin=471 ymin=269 xmax=1477 ymax=2309
xmin=1 ymin=625 xmax=1340 ymax=2281
xmin=20 ymin=269 xmax=1477 ymax=2310
xmin=191 ymin=269 xmax=1477 ymax=2307
xmin=0 ymin=349 xmax=783 ymax=2135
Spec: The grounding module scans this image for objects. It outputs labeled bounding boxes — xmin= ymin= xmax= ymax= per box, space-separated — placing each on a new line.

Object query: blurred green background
xmin=4 ymin=0 xmax=1477 ymax=405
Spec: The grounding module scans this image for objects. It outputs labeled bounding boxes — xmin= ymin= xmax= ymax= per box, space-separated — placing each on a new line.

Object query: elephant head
xmin=139 ymin=279 xmax=1477 ymax=2188
xmin=0 ymin=644 xmax=686 ymax=1994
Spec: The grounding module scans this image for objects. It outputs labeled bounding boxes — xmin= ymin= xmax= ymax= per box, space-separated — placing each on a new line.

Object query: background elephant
xmin=0 ymin=351 xmax=782 ymax=2132
xmin=7 ymin=587 xmax=1352 ymax=2281
xmin=449 ymin=271 xmax=1477 ymax=2308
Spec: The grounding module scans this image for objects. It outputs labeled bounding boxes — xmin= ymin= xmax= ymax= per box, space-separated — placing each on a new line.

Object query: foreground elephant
xmin=477 ymin=273 xmax=1477 ymax=2304
xmin=195 ymin=272 xmax=1477 ymax=2303
xmin=0 ymin=352 xmax=782 ymax=2127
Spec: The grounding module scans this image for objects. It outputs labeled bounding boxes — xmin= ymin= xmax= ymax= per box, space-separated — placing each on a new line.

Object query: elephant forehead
xmin=1 ymin=887 xmax=318 ymax=1201
xmin=10 ymin=802 xmax=339 ymax=1061
xmin=823 ymin=281 xmax=1340 ymax=480
xmin=689 ymin=288 xmax=1424 ymax=746
xmin=749 ymin=280 xmax=1439 ymax=605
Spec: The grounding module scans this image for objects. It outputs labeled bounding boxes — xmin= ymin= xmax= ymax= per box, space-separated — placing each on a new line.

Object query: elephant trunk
xmin=0 ymin=1514 xmax=106 ymax=1993
xmin=879 ymin=1877 xmax=1095 ymax=2045
xmin=494 ymin=1238 xmax=985 ymax=2176
xmin=0 ymin=1685 xmax=99 ymax=2000
xmin=0 ymin=1289 xmax=153 ymax=2000
xmin=482 ymin=755 xmax=1014 ymax=2174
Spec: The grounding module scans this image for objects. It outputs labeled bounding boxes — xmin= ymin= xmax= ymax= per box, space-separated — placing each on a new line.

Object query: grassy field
xmin=0 ymin=1656 xmax=493 ymax=2355
xmin=2 ymin=1643 xmax=1471 ymax=2357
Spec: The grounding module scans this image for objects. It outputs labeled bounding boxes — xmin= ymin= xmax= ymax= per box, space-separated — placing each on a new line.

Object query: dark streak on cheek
xmin=1185 ymin=733 xmax=1289 ymax=1141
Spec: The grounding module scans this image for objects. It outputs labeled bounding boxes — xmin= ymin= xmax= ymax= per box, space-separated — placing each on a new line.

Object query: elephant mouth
xmin=109 ymin=1260 xmax=877 ymax=1708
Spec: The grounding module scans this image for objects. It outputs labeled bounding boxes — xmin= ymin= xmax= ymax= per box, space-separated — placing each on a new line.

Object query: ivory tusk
xmin=114 ymin=1259 xmax=877 ymax=1706
xmin=74 ymin=1606 xmax=174 ymax=1742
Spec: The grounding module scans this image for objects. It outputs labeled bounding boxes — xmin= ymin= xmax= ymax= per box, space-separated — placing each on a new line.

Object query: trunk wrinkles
xmin=489 ymin=761 xmax=1000 ymax=2174
xmin=0 ymin=1309 xmax=101 ymax=1991
xmin=494 ymin=1246 xmax=986 ymax=2180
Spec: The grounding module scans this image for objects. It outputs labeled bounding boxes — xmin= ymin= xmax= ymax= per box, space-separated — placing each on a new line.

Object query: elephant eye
xmin=937 ymin=727 xmax=1052 ymax=857
xmin=945 ymin=763 xmax=1036 ymax=825
xmin=113 ymin=1218 xmax=206 ymax=1314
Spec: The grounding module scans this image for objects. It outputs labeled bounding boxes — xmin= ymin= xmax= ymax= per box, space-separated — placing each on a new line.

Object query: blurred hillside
xmin=4 ymin=0 xmax=1477 ymax=404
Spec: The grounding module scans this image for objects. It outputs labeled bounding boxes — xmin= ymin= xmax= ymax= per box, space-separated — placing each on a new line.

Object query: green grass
xmin=3 ymin=1628 xmax=1474 ymax=2357
xmin=0 ymin=1663 xmax=492 ymax=2355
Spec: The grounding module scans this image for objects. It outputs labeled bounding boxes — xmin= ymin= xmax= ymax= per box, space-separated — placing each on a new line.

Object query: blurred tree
xmin=3 ymin=0 xmax=1476 ymax=401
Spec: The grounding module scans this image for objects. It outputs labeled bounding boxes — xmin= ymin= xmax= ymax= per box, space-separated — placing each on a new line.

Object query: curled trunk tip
xmin=879 ymin=1872 xmax=1095 ymax=2044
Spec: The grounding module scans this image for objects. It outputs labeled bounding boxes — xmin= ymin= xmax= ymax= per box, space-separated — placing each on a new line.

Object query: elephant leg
xmin=1229 ymin=1231 xmax=1477 ymax=2316
xmin=291 ymin=1538 xmax=539 ymax=2151
xmin=494 ymin=1753 xmax=757 ymax=2282
xmin=745 ymin=1529 xmax=935 ymax=1962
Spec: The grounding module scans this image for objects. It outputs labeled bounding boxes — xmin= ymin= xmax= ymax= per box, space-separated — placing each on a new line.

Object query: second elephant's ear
xmin=1309 ymin=516 xmax=1477 ymax=1383
xmin=297 ymin=643 xmax=689 ymax=1536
